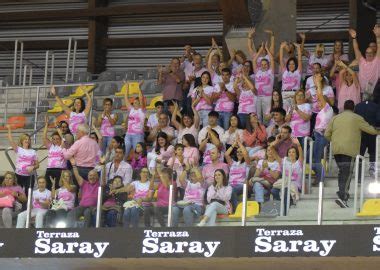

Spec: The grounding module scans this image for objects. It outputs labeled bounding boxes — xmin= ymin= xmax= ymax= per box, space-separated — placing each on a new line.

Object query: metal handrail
xmin=4 ymin=147 xmax=16 ymax=171
xmin=95 ymin=185 xmax=103 ymax=228
xmin=280 ymin=157 xmax=292 ymax=217
xmin=0 ymin=82 xmax=95 ymax=90
xmin=167 ymin=184 xmax=174 ymax=227
xmin=353 ymin=155 xmax=365 ymax=215
xmin=241 ymin=183 xmax=247 ymax=226
xmin=376 ymin=135 xmax=380 ymax=182
xmin=317 ymin=166 xmax=325 ymax=225
xmin=302 ymin=136 xmax=314 ymax=195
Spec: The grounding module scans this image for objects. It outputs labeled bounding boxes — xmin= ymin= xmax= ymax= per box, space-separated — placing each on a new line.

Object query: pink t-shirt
xmin=253 ymin=54 xmax=271 ymax=69
xmin=178 ymin=125 xmax=199 ymax=145
xmin=167 ymin=156 xmax=184 ymax=187
xmin=306 ymin=53 xmax=330 ymax=75
xmin=100 ymin=114 xmax=116 ymax=137
xmin=256 ymin=159 xmax=281 ymax=184
xmin=127 ymin=108 xmax=145 ymax=135
xmin=358 ymin=56 xmax=380 ymax=93
xmin=202 ymin=162 xmax=229 ymax=187
xmin=56 ymin=187 xmax=75 ymax=210
xmin=192 ymin=85 xmax=215 ymax=111
xmin=214 ymin=82 xmax=235 ymax=113
xmin=0 ymin=185 xmax=25 ymax=198
xmin=284 ymin=159 xmax=303 ymax=190
xmin=238 ymin=88 xmax=257 ymax=114
xmin=79 ymin=180 xmax=99 ymax=207
xmin=69 ymin=111 xmax=86 ymax=134
xmin=202 ymin=143 xmax=224 ymax=165
xmin=183 ymin=147 xmax=200 ymax=166
xmin=183 ymin=180 xmax=204 ymax=205
xmin=132 ymin=180 xmax=151 ymax=206
xmin=47 ymin=144 xmax=66 ymax=169
xmin=338 ymin=82 xmax=361 ymax=112
xmin=282 ymin=70 xmax=301 ymax=91
xmin=290 ymin=103 xmax=312 ymax=137
xmin=156 ymin=182 xmax=170 ymax=207
xmin=229 ymin=161 xmax=248 ymax=187
xmin=315 ymin=103 xmax=334 ymax=134
xmin=15 ymin=147 xmax=37 ymax=176
xmin=254 ymin=69 xmax=274 ymax=97
xmin=306 ymin=85 xmax=335 ymax=113
xmin=32 ymin=189 xmax=51 ymax=209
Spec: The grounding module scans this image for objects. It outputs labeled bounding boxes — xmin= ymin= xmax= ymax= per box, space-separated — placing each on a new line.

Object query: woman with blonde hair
xmin=44 ymin=170 xmax=76 ymax=228
xmin=6 ymin=125 xmax=39 ymax=195
xmin=300 ymin=33 xmax=330 ymax=76
xmin=0 ymin=171 xmax=27 ymax=228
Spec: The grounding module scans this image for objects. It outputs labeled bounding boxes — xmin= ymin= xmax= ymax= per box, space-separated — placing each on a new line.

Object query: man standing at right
xmin=325 ymin=100 xmax=380 ymax=208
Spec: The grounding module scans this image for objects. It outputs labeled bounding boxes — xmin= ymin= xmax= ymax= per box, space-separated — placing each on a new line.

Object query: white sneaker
xmin=197 ymin=220 xmax=206 ymax=227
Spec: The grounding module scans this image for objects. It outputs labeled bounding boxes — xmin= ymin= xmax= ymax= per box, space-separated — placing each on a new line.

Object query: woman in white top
xmin=171 ymin=101 xmax=200 ymax=144
xmin=300 ymin=33 xmax=330 ymax=76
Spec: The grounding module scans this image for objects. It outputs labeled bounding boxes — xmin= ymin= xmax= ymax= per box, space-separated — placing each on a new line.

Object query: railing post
xmin=281 ymin=158 xmax=292 ymax=216
xmin=44 ymin=50 xmax=49 ymax=85
xmin=33 ymin=86 xmax=40 ymax=144
xmin=71 ymin=39 xmax=77 ymax=81
xmin=18 ymin=41 xmax=24 ymax=85
xmin=167 ymin=184 xmax=174 ymax=227
xmin=317 ymin=167 xmax=324 ymax=225
xmin=5 ymin=147 xmax=16 ymax=171
xmin=65 ymin=37 xmax=72 ymax=83
xmin=25 ymin=173 xmax=35 ymax=228
xmin=376 ymin=135 xmax=380 ymax=182
xmin=4 ymin=87 xmax=8 ymax=123
xmin=302 ymin=137 xmax=313 ymax=195
xmin=21 ymin=65 xmax=28 ymax=110
xmin=50 ymin=52 xmax=55 ymax=85
xmin=95 ymin=185 xmax=103 ymax=228
xmin=241 ymin=183 xmax=247 ymax=226
xmin=12 ymin=40 xmax=18 ymax=85
xmin=353 ymin=155 xmax=365 ymax=215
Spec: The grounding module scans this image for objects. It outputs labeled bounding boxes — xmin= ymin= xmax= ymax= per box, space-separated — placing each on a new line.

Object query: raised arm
xmin=43 ymin=115 xmax=51 ymax=148
xmin=279 ymin=42 xmax=286 ymax=71
xmin=265 ymin=42 xmax=275 ymax=72
xmin=171 ymin=101 xmax=181 ymax=130
xmin=315 ymin=74 xmax=327 ymax=109
xmin=191 ymin=100 xmax=200 ymax=129
xmin=265 ymin=29 xmax=275 ymax=56
xmin=299 ymin=33 xmax=308 ymax=57
xmin=156 ymin=165 xmax=170 ymax=188
xmin=123 ymin=81 xmax=131 ymax=111
xmin=237 ymin=138 xmax=250 ymax=165
xmin=138 ymin=81 xmax=146 ymax=110
xmin=91 ymin=120 xmax=103 ymax=146
xmin=247 ymin=27 xmax=257 ymax=58
xmin=252 ymin=43 xmax=264 ymax=73
xmin=157 ymin=65 xmax=165 ymax=85
xmin=224 ymin=142 xmax=237 ymax=166
xmin=82 ymin=87 xmax=93 ymax=116
xmin=294 ymin=43 xmax=302 ymax=72
xmin=6 ymin=125 xmax=18 ymax=152
xmin=348 ymin=29 xmax=362 ymax=61
xmin=70 ymin=158 xmax=85 ymax=186
xmin=373 ymin=24 xmax=380 ymax=58
xmin=50 ymin=86 xmax=71 ymax=116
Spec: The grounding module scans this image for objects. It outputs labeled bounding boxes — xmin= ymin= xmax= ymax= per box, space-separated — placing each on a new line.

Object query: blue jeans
xmin=198 ymin=110 xmax=211 ymax=128
xmin=124 ymin=133 xmax=144 ymax=158
xmin=172 ymin=204 xmax=203 ymax=227
xmin=231 ymin=184 xmax=244 ymax=212
xmin=237 ymin=113 xmax=249 ymax=129
xmin=253 ymin=182 xmax=269 ymax=203
xmin=312 ymin=131 xmax=328 ymax=183
xmin=123 ymin=206 xmax=141 ymax=228
xmin=104 ymin=209 xmax=118 ymax=227
xmin=218 ymin=111 xmax=232 ymax=130
xmin=101 ymin=136 xmax=113 ymax=155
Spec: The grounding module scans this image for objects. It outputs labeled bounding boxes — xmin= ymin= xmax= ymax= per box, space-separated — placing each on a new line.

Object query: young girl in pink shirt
xmin=96 ymin=98 xmax=118 ymax=155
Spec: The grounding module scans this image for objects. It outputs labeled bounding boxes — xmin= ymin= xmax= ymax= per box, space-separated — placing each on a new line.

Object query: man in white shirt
xmin=146 ymin=100 xmax=164 ymax=131
xmin=147 ymin=112 xmax=175 ymax=143
xmin=198 ymin=111 xmax=224 ymax=145
xmin=104 ymin=146 xmax=133 ymax=185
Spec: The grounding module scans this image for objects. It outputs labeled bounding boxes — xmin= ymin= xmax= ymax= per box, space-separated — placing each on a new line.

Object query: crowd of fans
xmin=1 ymin=25 xmax=380 ymax=228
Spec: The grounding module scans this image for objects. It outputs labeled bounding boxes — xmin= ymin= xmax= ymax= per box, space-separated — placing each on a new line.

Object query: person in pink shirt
xmin=336 ymin=61 xmax=361 ymax=112
xmin=312 ymin=74 xmax=334 ymax=185
xmin=213 ymin=67 xmax=236 ymax=129
xmin=191 ymin=71 xmax=215 ymax=127
xmin=247 ymin=27 xmax=275 ymax=69
xmin=123 ymin=81 xmax=146 ymax=158
xmin=44 ymin=170 xmax=76 ymax=228
xmin=202 ymin=147 xmax=229 ymax=187
xmin=199 ymin=128 xmax=223 ymax=166
xmin=43 ymin=116 xmax=66 ymax=191
xmin=253 ymin=42 xmax=275 ymax=123
xmin=167 ymin=144 xmax=187 ymax=199
xmin=62 ymin=124 xmax=100 ymax=179
xmin=349 ymin=26 xmax=380 ymax=100
xmin=50 ymin=85 xmax=92 ymax=134
xmin=280 ymin=42 xmax=302 ymax=108
xmin=16 ymin=176 xmax=51 ymax=228
xmin=67 ymin=158 xmax=106 ymax=228
xmin=300 ymin=33 xmax=330 ymax=76
xmin=95 ymin=98 xmax=118 ymax=155
xmin=0 ymin=171 xmax=27 ymax=228
xmin=182 ymin=134 xmax=200 ymax=166
xmin=206 ymin=37 xmax=224 ymax=82
xmin=131 ymin=142 xmax=148 ymax=173
xmin=6 ymin=125 xmax=39 ymax=195
xmin=198 ymin=169 xmax=232 ymax=226
xmin=147 ymin=132 xmax=175 ymax=172
xmin=327 ymin=40 xmax=349 ymax=70
xmin=235 ymin=74 xmax=257 ymax=128
xmin=286 ymin=89 xmax=312 ymax=146
xmin=172 ymin=166 xmax=205 ymax=227
xmin=171 ymin=100 xmax=200 ymax=144
xmin=225 ymin=137 xmax=250 ymax=212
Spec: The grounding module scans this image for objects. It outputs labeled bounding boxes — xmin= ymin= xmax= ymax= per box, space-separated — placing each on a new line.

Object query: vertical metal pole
xmin=360 ymin=158 xmax=365 ymax=211
xmin=317 ymin=180 xmax=324 ymax=225
xmin=65 ymin=37 xmax=72 ymax=83
xmin=280 ymin=158 xmax=287 ymax=217
xmin=29 ymin=67 xmax=32 ymax=86
xmin=95 ymin=185 xmax=103 ymax=228
xmin=167 ymin=184 xmax=173 ymax=226
xmin=286 ymin=165 xmax=292 ymax=216
xmin=376 ymin=135 xmax=380 ymax=182
xmin=18 ymin=42 xmax=24 ymax=85
xmin=50 ymin=52 xmax=55 ymax=85
xmin=44 ymin=50 xmax=49 ymax=85
xmin=302 ymin=137 xmax=308 ymax=195
xmin=28 ymin=67 xmax=33 ymax=110
xmin=4 ymin=88 xmax=8 ymax=122
xmin=308 ymin=141 xmax=314 ymax=194
xmin=241 ymin=183 xmax=247 ymax=226
xmin=353 ymin=155 xmax=360 ymax=215
xmin=33 ymin=86 xmax=40 ymax=144
xmin=25 ymin=173 xmax=34 ymax=228
xmin=21 ymin=65 xmax=27 ymax=110
xmin=12 ymin=40 xmax=18 ymax=85
xmin=71 ymin=39 xmax=77 ymax=81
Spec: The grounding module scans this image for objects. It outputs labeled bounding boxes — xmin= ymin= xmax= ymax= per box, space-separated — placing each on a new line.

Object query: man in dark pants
xmin=354 ymin=98 xmax=380 ymax=177
xmin=325 ymin=100 xmax=380 ymax=208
